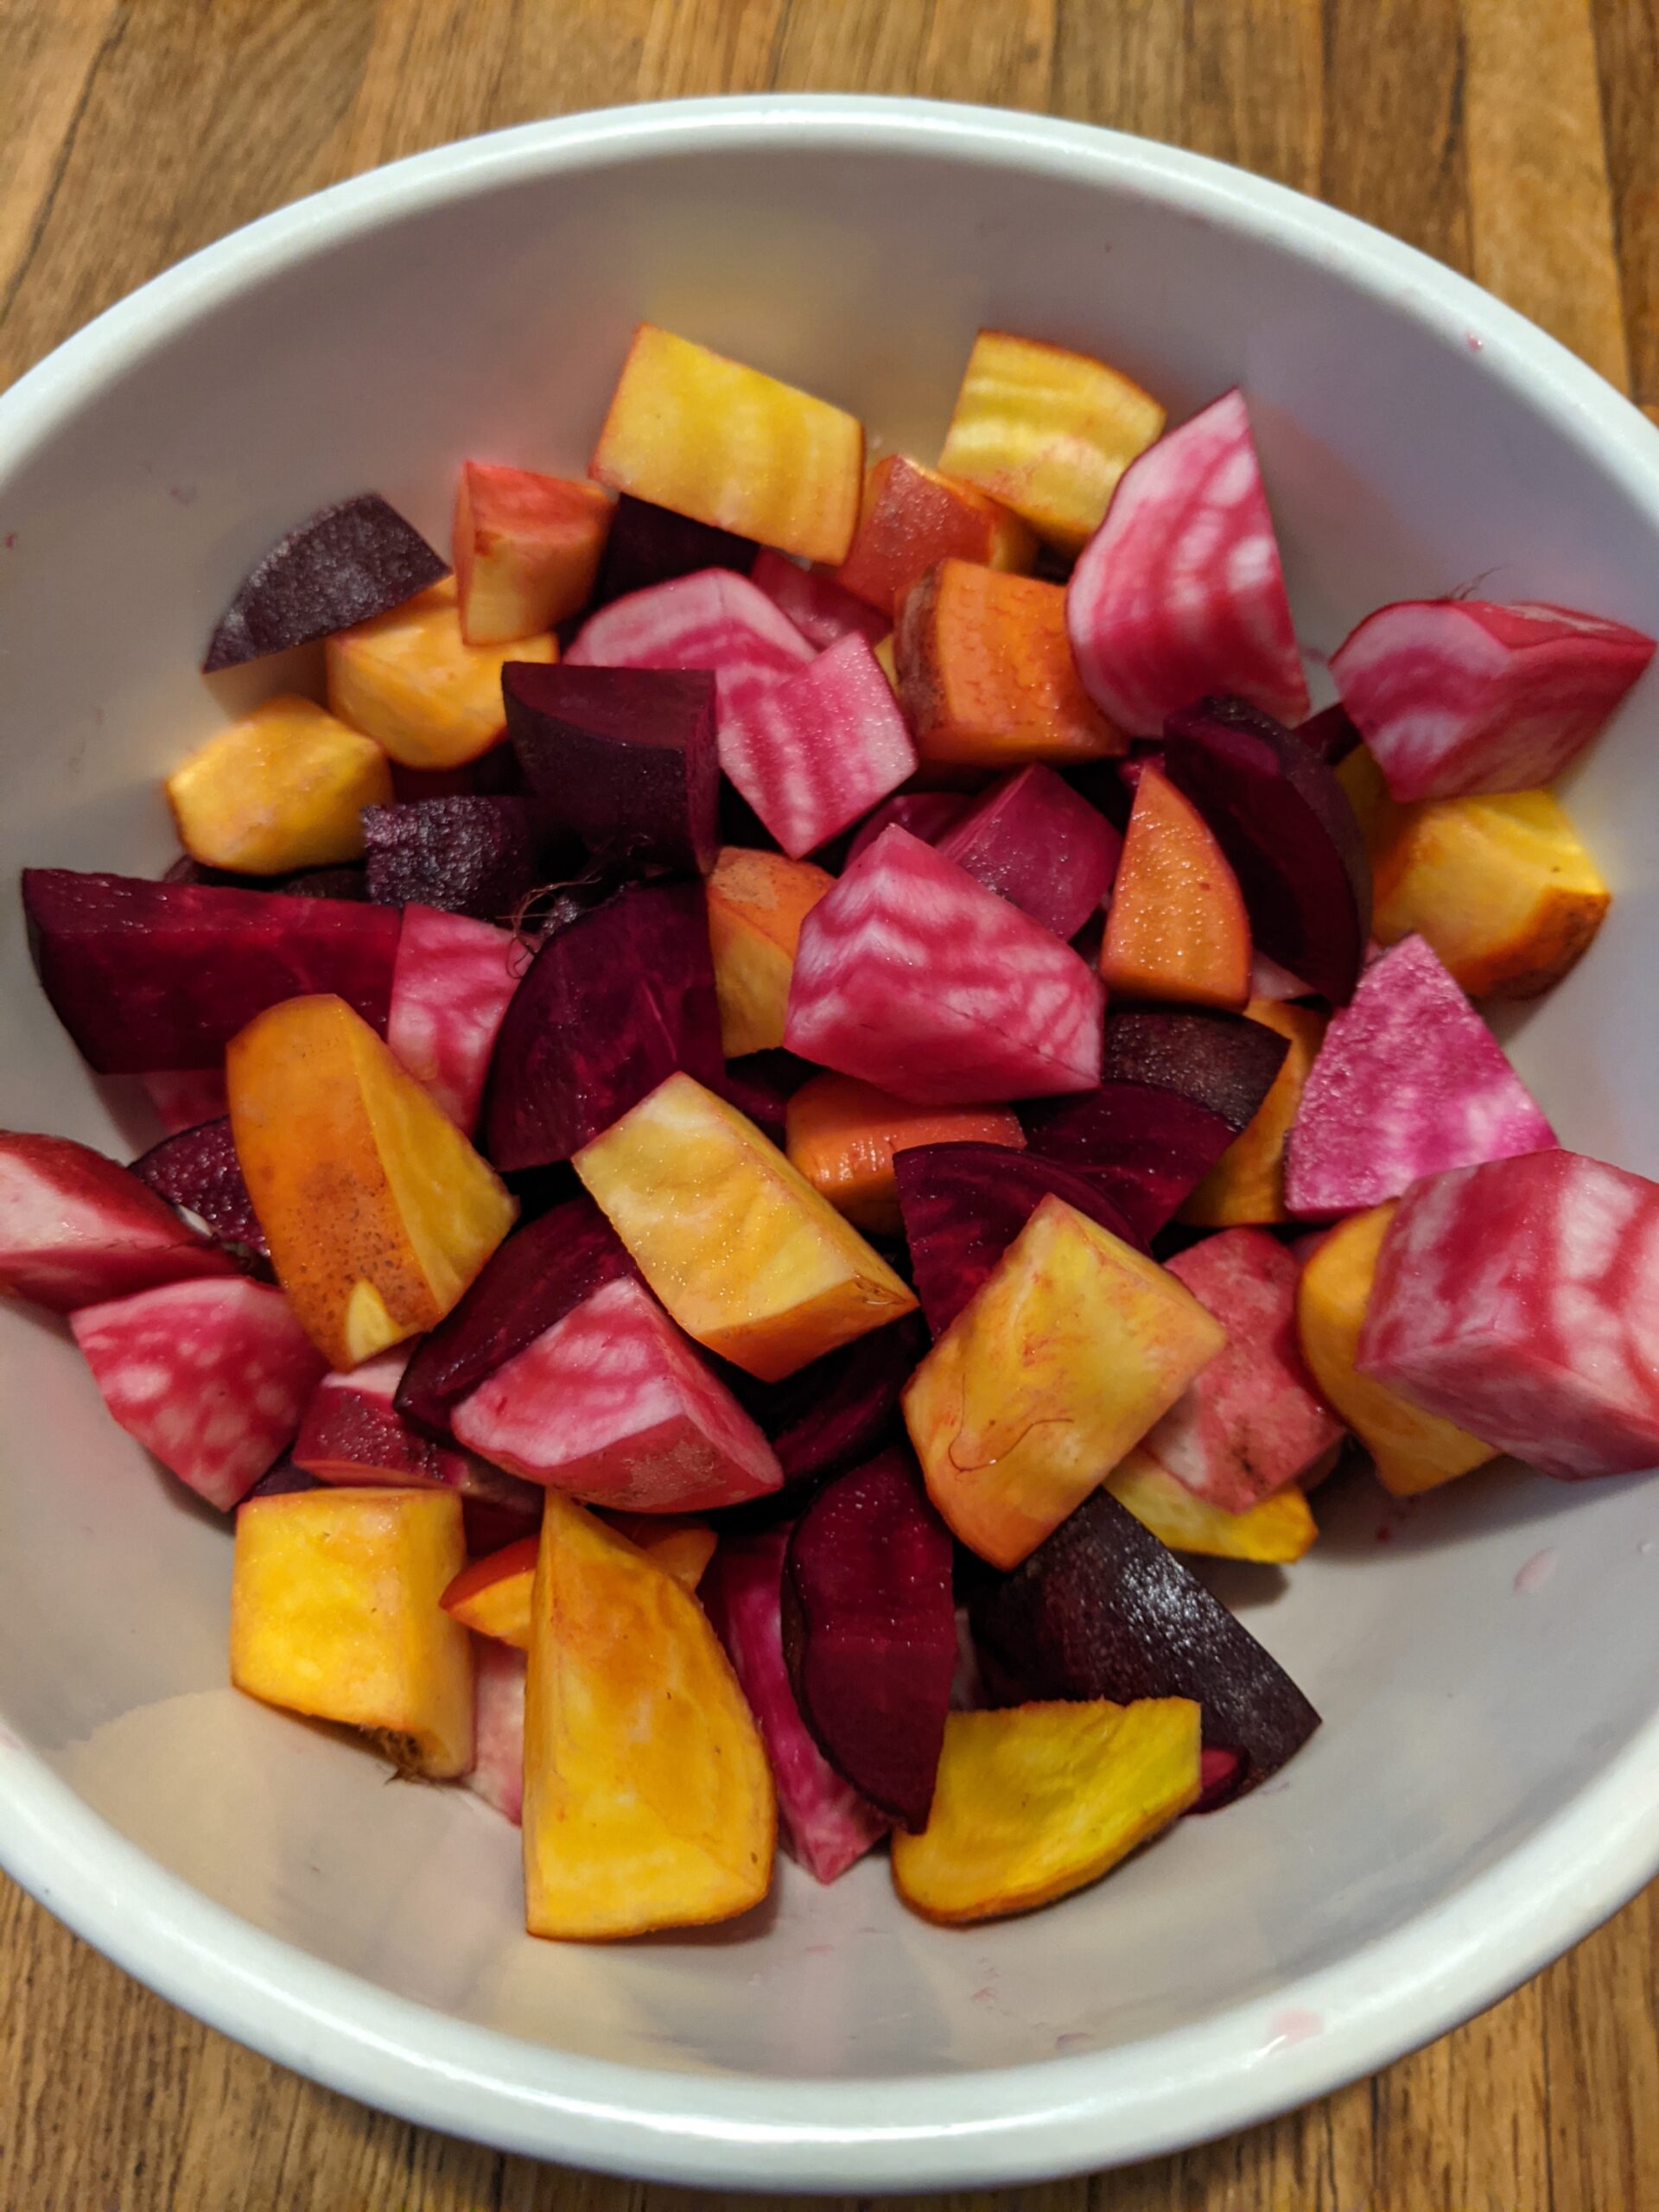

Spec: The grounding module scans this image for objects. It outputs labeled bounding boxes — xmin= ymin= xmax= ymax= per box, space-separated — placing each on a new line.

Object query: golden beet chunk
xmin=326 ymin=577 xmax=556 ymax=770
xmin=1180 ymin=1001 xmax=1327 ymax=1227
xmin=893 ymin=1699 xmax=1200 ymax=1924
xmin=1105 ymin=1446 xmax=1316 ymax=1564
xmin=167 ymin=695 xmax=391 ymax=875
xmin=524 ymin=1491 xmax=774 ymax=1939
xmin=706 ymin=847 xmax=834 ymax=1057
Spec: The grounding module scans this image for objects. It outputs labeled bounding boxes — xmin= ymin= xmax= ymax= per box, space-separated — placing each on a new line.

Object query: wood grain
xmin=0 ymin=2 xmax=1652 ymax=2204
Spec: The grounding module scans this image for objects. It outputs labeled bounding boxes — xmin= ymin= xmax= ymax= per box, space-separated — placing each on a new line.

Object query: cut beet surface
xmin=784 ymin=1448 xmax=958 ymax=1830
xmin=566 ymin=568 xmax=815 ymax=726
xmin=131 ymin=1118 xmax=267 ymax=1258
xmin=363 ymin=797 xmax=545 ymax=922
xmin=0 ymin=1130 xmax=236 ymax=1310
xmin=202 ymin=493 xmax=448 ymax=671
xmin=711 ymin=1049 xmax=816 ymax=1142
xmin=749 ymin=549 xmax=891 ymax=652
xmin=727 ymin=1309 xmax=928 ymax=1492
xmin=718 ymin=633 xmax=917 ymax=860
xmin=895 ymin=1142 xmax=1146 ymax=1338
xmin=843 ymin=791 xmax=971 ymax=868
xmin=504 ymin=662 xmax=720 ymax=874
xmin=1162 ymin=695 xmax=1371 ymax=1005
xmin=969 ymin=1485 xmax=1319 ymax=1793
xmin=934 ymin=765 xmax=1122 ymax=942
xmin=386 ymin=905 xmax=522 ymax=1134
xmin=593 ymin=493 xmax=756 ymax=607
xmin=1298 ymin=704 xmax=1362 ymax=766
xmin=163 ymin=856 xmax=371 ymax=902
xmin=23 ymin=870 xmax=400 ymax=1073
xmin=140 ymin=1069 xmax=232 ymax=1136
xmin=483 ymin=878 xmax=724 ymax=1168
xmin=293 ymin=1347 xmax=478 ymax=1489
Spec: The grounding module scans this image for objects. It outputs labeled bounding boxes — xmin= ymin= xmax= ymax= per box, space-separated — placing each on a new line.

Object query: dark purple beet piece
xmin=969 ymin=1486 xmax=1319 ymax=1794
xmin=242 ymin=1459 xmax=323 ymax=1503
xmin=1097 ymin=1006 xmax=1291 ymax=1135
xmin=132 ymin=1118 xmax=267 ymax=1256
xmin=391 ymin=746 xmax=525 ymax=804
xmin=842 ymin=792 xmax=971 ymax=868
xmin=482 ymin=878 xmax=723 ymax=1168
xmin=22 ymin=870 xmax=400 ymax=1073
xmin=594 ymin=493 xmax=756 ymax=607
xmin=712 ymin=1049 xmax=815 ymax=1141
xmin=783 ymin=1449 xmax=957 ymax=1830
xmin=1162 ymin=694 xmax=1371 ymax=1003
xmin=394 ymin=1195 xmax=634 ymax=1436
xmin=162 ymin=855 xmax=367 ymax=901
xmin=504 ymin=663 xmax=719 ymax=874
xmin=934 ymin=766 xmax=1121 ymax=942
xmin=1298 ymin=703 xmax=1363 ymax=765
xmin=894 ymin=1142 xmax=1145 ymax=1337
xmin=362 ymin=797 xmax=543 ymax=921
xmin=201 ymin=493 xmax=448 ymax=671
xmin=728 ymin=1311 xmax=927 ymax=1491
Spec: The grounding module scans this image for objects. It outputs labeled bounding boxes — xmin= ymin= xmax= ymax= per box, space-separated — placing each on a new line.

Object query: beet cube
xmin=843 ymin=791 xmax=970 ymax=866
xmin=718 ymin=634 xmax=917 ymax=860
xmin=202 ymin=493 xmax=448 ymax=671
xmin=711 ymin=1048 xmax=815 ymax=1142
xmin=593 ymin=493 xmax=756 ymax=607
xmin=729 ymin=1309 xmax=928 ymax=1488
xmin=362 ymin=796 xmax=544 ymax=921
xmin=934 ymin=765 xmax=1122 ymax=941
xmin=566 ymin=568 xmax=815 ymax=726
xmin=0 ymin=1129 xmax=236 ymax=1310
xmin=132 ymin=1118 xmax=267 ymax=1257
xmin=386 ymin=905 xmax=522 ymax=1133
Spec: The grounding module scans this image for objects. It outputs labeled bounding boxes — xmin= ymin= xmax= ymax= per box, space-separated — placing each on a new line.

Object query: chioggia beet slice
xmin=593 ymin=492 xmax=756 ymax=605
xmin=1284 ymin=934 xmax=1556 ymax=1218
xmin=469 ymin=1638 xmax=528 ymax=1824
xmin=783 ymin=1450 xmax=958 ymax=1830
xmin=1357 ymin=1149 xmax=1659 ymax=1479
xmin=565 ymin=568 xmax=816 ymax=725
xmin=362 ymin=797 xmax=545 ymax=922
xmin=202 ymin=493 xmax=448 ymax=671
xmin=132 ymin=1118 xmax=267 ymax=1258
xmin=1066 ymin=391 xmax=1309 ymax=734
xmin=969 ymin=1485 xmax=1320 ymax=1791
xmin=0 ymin=1130 xmax=237 ymax=1309
xmin=719 ymin=632 xmax=917 ymax=859
xmin=72 ymin=1276 xmax=328 ymax=1510
xmin=1331 ymin=597 xmax=1655 ymax=800
xmin=784 ymin=826 xmax=1104 ymax=1106
xmin=453 ymin=1274 xmax=783 ymax=1512
xmin=386 ymin=905 xmax=521 ymax=1134
xmin=22 ymin=870 xmax=401 ymax=1073
xmin=728 ymin=1310 xmax=929 ymax=1489
xmin=749 ymin=548 xmax=891 ymax=650
xmin=705 ymin=1530 xmax=890 ymax=1882
xmin=843 ymin=791 xmax=970 ymax=866
xmin=1136 ymin=1229 xmax=1344 ymax=1512
xmin=934 ymin=766 xmax=1122 ymax=942
xmin=483 ymin=879 xmax=724 ymax=1169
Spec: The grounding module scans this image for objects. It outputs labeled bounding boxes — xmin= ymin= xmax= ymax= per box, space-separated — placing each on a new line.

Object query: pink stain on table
xmin=1515 ymin=1548 xmax=1557 ymax=1594
xmin=1263 ymin=2007 xmax=1325 ymax=2055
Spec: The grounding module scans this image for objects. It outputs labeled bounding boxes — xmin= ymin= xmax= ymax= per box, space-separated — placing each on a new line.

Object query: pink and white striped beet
xmin=564 ymin=566 xmax=815 ymax=724
xmin=934 ymin=765 xmax=1122 ymax=942
xmin=71 ymin=1276 xmax=327 ymax=1510
xmin=468 ymin=1637 xmax=527 ymax=1825
xmin=784 ymin=825 xmax=1104 ymax=1105
xmin=718 ymin=632 xmax=917 ymax=858
xmin=1066 ymin=389 xmax=1310 ymax=735
xmin=1330 ymin=598 xmax=1655 ymax=801
xmin=749 ymin=548 xmax=891 ymax=652
xmin=0 ymin=1130 xmax=235 ymax=1311
xmin=1357 ymin=1149 xmax=1659 ymax=1479
xmin=386 ymin=903 xmax=522 ymax=1133
xmin=1285 ymin=934 xmax=1555 ymax=1218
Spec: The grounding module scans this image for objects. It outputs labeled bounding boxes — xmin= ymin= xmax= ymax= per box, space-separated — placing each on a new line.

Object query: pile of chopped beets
xmin=4 ymin=319 xmax=1654 ymax=1939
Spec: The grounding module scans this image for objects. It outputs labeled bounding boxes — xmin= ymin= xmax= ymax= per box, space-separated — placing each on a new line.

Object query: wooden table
xmin=3 ymin=2 xmax=1656 ymax=2205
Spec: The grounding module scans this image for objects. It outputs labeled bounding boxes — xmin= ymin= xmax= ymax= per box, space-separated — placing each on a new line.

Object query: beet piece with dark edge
xmin=1162 ymin=694 xmax=1371 ymax=1004
xmin=969 ymin=1486 xmax=1319 ymax=1793
xmin=711 ymin=1049 xmax=816 ymax=1141
xmin=1298 ymin=703 xmax=1363 ymax=766
xmin=22 ymin=870 xmax=401 ymax=1073
xmin=163 ymin=855 xmax=368 ymax=901
xmin=783 ymin=1449 xmax=957 ymax=1830
xmin=593 ymin=493 xmax=756 ymax=607
xmin=132 ymin=1118 xmax=268 ymax=1256
xmin=934 ymin=766 xmax=1122 ymax=942
xmin=363 ymin=797 xmax=544 ymax=921
xmin=727 ymin=1310 xmax=928 ymax=1496
xmin=242 ymin=1459 xmax=324 ymax=1503
xmin=894 ymin=1142 xmax=1146 ymax=1338
xmin=483 ymin=878 xmax=723 ymax=1168
xmin=201 ymin=493 xmax=448 ymax=672
xmin=1098 ymin=1005 xmax=1291 ymax=1135
xmin=504 ymin=663 xmax=720 ymax=874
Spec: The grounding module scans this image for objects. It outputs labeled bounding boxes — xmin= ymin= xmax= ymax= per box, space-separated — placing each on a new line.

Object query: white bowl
xmin=3 ymin=93 xmax=1659 ymax=2193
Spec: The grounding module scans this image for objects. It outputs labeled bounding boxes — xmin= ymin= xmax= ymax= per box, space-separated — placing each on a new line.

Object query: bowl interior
xmin=3 ymin=110 xmax=1659 ymax=2106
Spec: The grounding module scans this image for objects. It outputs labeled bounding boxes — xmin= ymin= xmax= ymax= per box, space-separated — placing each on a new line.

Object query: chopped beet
xmin=566 ymin=568 xmax=815 ymax=726
xmin=718 ymin=634 xmax=917 ymax=859
xmin=362 ymin=797 xmax=545 ymax=922
xmin=503 ymin=662 xmax=719 ymax=874
xmin=293 ymin=1347 xmax=476 ymax=1488
xmin=482 ymin=879 xmax=723 ymax=1168
xmin=202 ymin=493 xmax=448 ymax=671
xmin=593 ymin=493 xmax=756 ymax=607
xmin=391 ymin=745 xmax=525 ymax=804
xmin=1193 ymin=1745 xmax=1245 ymax=1813
xmin=969 ymin=1486 xmax=1319 ymax=1793
xmin=711 ymin=1048 xmax=815 ymax=1141
xmin=131 ymin=1118 xmax=267 ymax=1257
xmin=0 ymin=1129 xmax=236 ymax=1310
xmin=1097 ymin=1006 xmax=1293 ymax=1135
xmin=748 ymin=549 xmax=891 ymax=652
xmin=934 ymin=766 xmax=1121 ymax=941
xmin=139 ymin=1070 xmax=230 ymax=1136
xmin=162 ymin=855 xmax=369 ymax=901
xmin=1161 ymin=695 xmax=1371 ymax=1005
xmin=1298 ymin=704 xmax=1362 ymax=765
xmin=729 ymin=1310 xmax=928 ymax=1490
xmin=783 ymin=1449 xmax=958 ymax=1830
xmin=22 ymin=869 xmax=400 ymax=1073
xmin=386 ymin=905 xmax=522 ymax=1134
xmin=242 ymin=1459 xmax=323 ymax=1502
xmin=843 ymin=791 xmax=971 ymax=867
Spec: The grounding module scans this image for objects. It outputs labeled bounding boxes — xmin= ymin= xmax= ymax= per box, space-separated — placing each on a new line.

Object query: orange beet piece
xmin=441 ymin=1532 xmax=538 ymax=1649
xmin=785 ymin=1071 xmax=1025 ymax=1235
xmin=228 ymin=994 xmax=517 ymax=1369
xmin=706 ymin=847 xmax=835 ymax=1057
xmin=166 ymin=696 xmax=392 ymax=877
xmin=1101 ymin=765 xmax=1251 ymax=1008
xmin=588 ymin=324 xmax=863 ymax=567
xmin=326 ymin=578 xmax=556 ymax=771
xmin=1179 ymin=1000 xmax=1326 ymax=1226
xmin=453 ymin=462 xmax=612 ymax=645
xmin=834 ymin=454 xmax=1036 ymax=618
xmin=896 ymin=560 xmax=1126 ymax=769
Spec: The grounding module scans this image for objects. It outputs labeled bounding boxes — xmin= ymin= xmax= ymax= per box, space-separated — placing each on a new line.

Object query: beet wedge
xmin=1 ymin=1130 xmax=236 ymax=1309
xmin=728 ymin=1310 xmax=929 ymax=1491
xmin=131 ymin=1119 xmax=267 ymax=1258
xmin=202 ymin=493 xmax=448 ymax=671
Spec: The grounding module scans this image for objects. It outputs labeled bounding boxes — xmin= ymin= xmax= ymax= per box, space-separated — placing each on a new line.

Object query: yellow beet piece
xmin=601 ymin=1512 xmax=717 ymax=1591
xmin=326 ymin=577 xmax=556 ymax=770
xmin=229 ymin=994 xmax=517 ymax=1369
xmin=892 ymin=1699 xmax=1200 ymax=1924
xmin=166 ymin=695 xmax=392 ymax=875
xmin=1179 ymin=1000 xmax=1327 ymax=1226
xmin=938 ymin=330 xmax=1167 ymax=553
xmin=573 ymin=1072 xmax=917 ymax=1382
xmin=1298 ymin=1204 xmax=1497 ymax=1497
xmin=903 ymin=1194 xmax=1225 ymax=1568
xmin=524 ymin=1491 xmax=774 ymax=1939
xmin=589 ymin=324 xmax=864 ymax=567
xmin=1105 ymin=1446 xmax=1317 ymax=1563
xmin=231 ymin=1487 xmax=474 ymax=1777
xmin=705 ymin=847 xmax=835 ymax=1057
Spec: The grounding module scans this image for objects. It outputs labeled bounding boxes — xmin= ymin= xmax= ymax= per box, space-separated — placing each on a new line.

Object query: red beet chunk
xmin=594 ymin=493 xmax=756 ymax=607
xmin=394 ymin=1195 xmax=634 ymax=1435
xmin=386 ymin=906 xmax=522 ymax=1134
xmin=22 ymin=870 xmax=400 ymax=1073
xmin=483 ymin=879 xmax=723 ymax=1168
xmin=243 ymin=1459 xmax=323 ymax=1502
xmin=719 ymin=633 xmax=917 ymax=859
xmin=72 ymin=1277 xmax=327 ymax=1510
xmin=784 ymin=1449 xmax=957 ymax=1830
xmin=132 ymin=1118 xmax=267 ymax=1257
xmin=294 ymin=1346 xmax=472 ymax=1487
xmin=730 ymin=1310 xmax=928 ymax=1488
xmin=140 ymin=1070 xmax=231 ymax=1135
xmin=503 ymin=663 xmax=719 ymax=874
xmin=1193 ymin=1745 xmax=1245 ymax=1813
xmin=1161 ymin=695 xmax=1371 ymax=1005
xmin=1298 ymin=704 xmax=1362 ymax=765
xmin=969 ymin=1486 xmax=1319 ymax=1793
xmin=202 ymin=493 xmax=448 ymax=671
xmin=362 ymin=797 xmax=544 ymax=922
xmin=749 ymin=549 xmax=891 ymax=652
xmin=705 ymin=1531 xmax=889 ymax=1882
xmin=895 ymin=1142 xmax=1145 ymax=1337
xmin=843 ymin=791 xmax=970 ymax=866
xmin=1098 ymin=1006 xmax=1292 ymax=1135
xmin=566 ymin=569 xmax=815 ymax=726
xmin=934 ymin=766 xmax=1122 ymax=942
xmin=163 ymin=855 xmax=368 ymax=901
xmin=0 ymin=1130 xmax=235 ymax=1311
xmin=711 ymin=1048 xmax=815 ymax=1141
